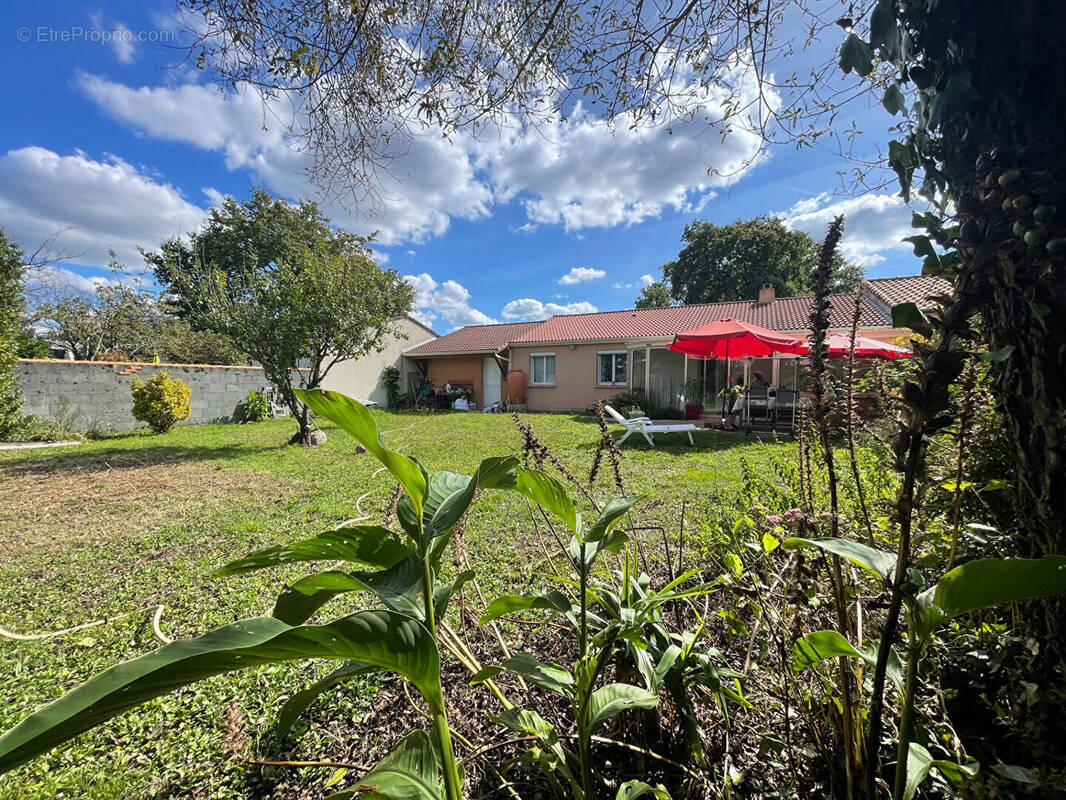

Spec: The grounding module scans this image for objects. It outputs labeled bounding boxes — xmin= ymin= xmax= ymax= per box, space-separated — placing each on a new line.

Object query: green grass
xmin=0 ymin=411 xmax=794 ymax=799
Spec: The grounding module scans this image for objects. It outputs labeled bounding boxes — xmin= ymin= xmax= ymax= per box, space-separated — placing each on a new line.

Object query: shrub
xmin=236 ymin=388 xmax=270 ymax=422
xmin=381 ymin=364 xmax=404 ymax=407
xmin=130 ymin=371 xmax=191 ymax=433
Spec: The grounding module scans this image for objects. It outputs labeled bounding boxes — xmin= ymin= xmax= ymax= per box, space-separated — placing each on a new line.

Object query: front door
xmin=482 ymin=357 xmax=502 ymax=406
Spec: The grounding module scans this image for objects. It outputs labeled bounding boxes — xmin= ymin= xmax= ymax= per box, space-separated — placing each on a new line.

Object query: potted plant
xmin=682 ymin=379 xmax=704 ymax=420
xmin=718 ymin=382 xmax=745 ymax=428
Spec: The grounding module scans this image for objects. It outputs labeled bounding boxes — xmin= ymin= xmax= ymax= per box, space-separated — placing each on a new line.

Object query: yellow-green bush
xmin=130 ymin=371 xmax=191 ymax=433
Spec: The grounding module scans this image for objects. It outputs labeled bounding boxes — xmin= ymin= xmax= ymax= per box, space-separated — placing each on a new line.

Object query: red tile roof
xmin=405 ymin=321 xmax=543 ymax=356
xmin=510 ymin=294 xmax=887 ymax=345
xmin=863 ymin=275 xmax=953 ymax=309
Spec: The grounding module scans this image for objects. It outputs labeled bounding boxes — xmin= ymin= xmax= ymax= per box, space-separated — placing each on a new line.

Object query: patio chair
xmin=603 ymin=404 xmax=698 ymax=446
xmin=744 ymin=387 xmax=773 ymax=432
xmin=773 ymin=389 xmax=798 ymax=433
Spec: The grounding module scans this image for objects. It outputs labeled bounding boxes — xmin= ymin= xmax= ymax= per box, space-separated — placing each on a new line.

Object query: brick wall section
xmin=15 ymin=359 xmax=289 ymax=432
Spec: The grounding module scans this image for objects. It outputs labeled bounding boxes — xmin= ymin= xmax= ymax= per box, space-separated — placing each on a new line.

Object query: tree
xmin=634 ymin=281 xmax=672 ymax=309
xmin=660 ymin=217 xmax=863 ymax=305
xmin=36 ymin=284 xmax=163 ymax=362
xmin=159 ymin=190 xmax=414 ymax=445
xmin=0 ymin=231 xmax=23 ymax=438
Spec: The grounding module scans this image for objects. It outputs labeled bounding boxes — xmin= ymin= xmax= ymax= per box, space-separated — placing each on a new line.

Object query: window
xmin=597 ymin=351 xmax=628 ymax=385
xmin=530 ymin=353 xmax=556 ymax=385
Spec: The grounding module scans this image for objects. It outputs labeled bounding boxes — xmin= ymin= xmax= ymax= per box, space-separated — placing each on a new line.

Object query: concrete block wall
xmin=15 ymin=359 xmax=284 ymax=432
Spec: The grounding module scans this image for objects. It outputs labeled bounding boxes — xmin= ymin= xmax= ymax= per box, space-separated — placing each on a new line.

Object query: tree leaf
xmin=587 ymin=683 xmax=659 ymax=732
xmin=513 ymin=467 xmax=577 ymax=532
xmin=990 ymin=763 xmax=1039 ymax=784
xmin=324 ymin=729 xmax=442 ymax=800
xmin=883 ymin=82 xmax=906 ymax=116
xmin=781 ymin=537 xmax=896 ymax=581
xmin=891 ymin=301 xmax=933 ymax=338
xmin=478 ymin=591 xmax=573 ymax=625
xmin=839 ymin=33 xmax=874 ymax=76
xmin=0 ymin=611 xmax=441 ymax=773
xmin=276 ymin=660 xmax=374 ymax=740
xmin=296 ymin=389 xmax=427 ymax=517
xmin=979 ymin=345 xmax=1015 ymax=362
xmin=212 ymin=524 xmax=411 ymax=578
xmin=931 ymin=757 xmax=980 ymax=785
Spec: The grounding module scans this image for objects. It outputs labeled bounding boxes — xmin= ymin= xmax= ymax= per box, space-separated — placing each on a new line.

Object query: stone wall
xmin=15 ymin=359 xmax=281 ymax=432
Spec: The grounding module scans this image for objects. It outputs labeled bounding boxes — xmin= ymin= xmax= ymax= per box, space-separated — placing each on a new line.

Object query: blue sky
xmin=1 ymin=1 xmax=925 ymax=331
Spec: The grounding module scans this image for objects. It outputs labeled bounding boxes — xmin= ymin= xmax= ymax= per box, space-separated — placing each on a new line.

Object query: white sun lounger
xmin=603 ymin=404 xmax=698 ymax=446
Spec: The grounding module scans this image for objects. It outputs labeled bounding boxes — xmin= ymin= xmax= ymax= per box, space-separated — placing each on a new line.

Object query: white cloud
xmin=487 ymin=59 xmax=766 ymax=232
xmin=78 ymin=74 xmax=493 ymax=246
xmin=0 ymin=146 xmax=208 ymax=268
xmin=26 ymin=265 xmax=121 ymax=295
xmin=77 ymin=56 xmax=771 ymax=245
xmin=501 ymin=298 xmax=597 ymax=321
xmin=558 ymin=267 xmax=606 ymax=285
xmin=776 ymin=192 xmax=915 ymax=267
xmin=88 ymin=13 xmax=137 ymax=64
xmin=403 ymin=273 xmax=496 ymax=330
xmin=613 ymin=274 xmax=657 ymax=290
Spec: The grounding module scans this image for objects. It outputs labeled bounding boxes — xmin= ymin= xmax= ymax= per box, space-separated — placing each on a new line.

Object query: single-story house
xmin=321 ymin=314 xmax=439 ymax=406
xmin=404 ymin=321 xmax=542 ymax=407
xmin=403 ymin=275 xmax=951 ymax=412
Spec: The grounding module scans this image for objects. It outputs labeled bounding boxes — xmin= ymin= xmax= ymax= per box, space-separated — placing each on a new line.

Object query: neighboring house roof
xmin=405 ymin=321 xmax=543 ymax=356
xmin=510 ymin=294 xmax=887 ymax=345
xmin=862 ymin=275 xmax=952 ymax=310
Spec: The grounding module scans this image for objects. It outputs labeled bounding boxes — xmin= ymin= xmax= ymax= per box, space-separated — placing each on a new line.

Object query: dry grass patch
xmin=0 ymin=456 xmax=294 ymax=559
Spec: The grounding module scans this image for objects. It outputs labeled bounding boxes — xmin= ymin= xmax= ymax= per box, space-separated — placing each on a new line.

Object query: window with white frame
xmin=530 ymin=353 xmax=556 ymax=385
xmin=597 ymin=350 xmax=628 ymax=385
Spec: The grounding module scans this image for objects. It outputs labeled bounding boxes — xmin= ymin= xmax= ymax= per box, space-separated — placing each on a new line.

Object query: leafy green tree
xmin=660 ymin=216 xmax=863 ymax=305
xmin=155 ymin=315 xmax=247 ymax=365
xmin=0 ymin=231 xmax=24 ymax=438
xmin=37 ymin=284 xmax=163 ymax=362
xmin=634 ymin=281 xmax=672 ymax=309
xmin=157 ymin=190 xmax=414 ymax=444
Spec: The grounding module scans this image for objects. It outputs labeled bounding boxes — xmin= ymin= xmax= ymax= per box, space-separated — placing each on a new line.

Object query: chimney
xmin=758 ymin=283 xmax=776 ymax=304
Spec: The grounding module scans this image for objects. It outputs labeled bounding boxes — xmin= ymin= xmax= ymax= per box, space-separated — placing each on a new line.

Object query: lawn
xmin=0 ymin=411 xmax=795 ymax=799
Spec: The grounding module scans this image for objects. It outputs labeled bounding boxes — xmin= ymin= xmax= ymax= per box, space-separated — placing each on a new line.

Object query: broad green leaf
xmin=213 ymin=525 xmax=410 ymax=578
xmin=423 ymin=456 xmax=519 ymax=538
xmin=514 ymin=467 xmax=577 ymax=532
xmin=839 ymin=33 xmax=874 ymax=76
xmin=472 ymin=652 xmax=574 ymax=697
xmin=296 ymin=389 xmax=427 ymax=516
xmin=891 ymin=301 xmax=933 ymax=338
xmin=585 ymin=496 xmax=643 ymax=542
xmin=433 ymin=570 xmax=475 ymax=620
xmin=617 ymin=780 xmax=671 ymax=799
xmin=782 ymin=537 xmax=896 ymax=582
xmin=617 ymin=781 xmax=671 ymax=800
xmin=276 ymin=661 xmax=374 ymax=740
xmin=723 ymin=552 xmax=743 ymax=576
xmin=479 ymin=591 xmax=573 ymax=625
xmin=0 ymin=611 xmax=441 ymax=773
xmin=793 ymin=630 xmax=861 ymax=670
xmin=931 ymin=757 xmax=979 ymax=785
xmin=324 ymin=729 xmax=442 ymax=800
xmin=495 ymin=707 xmax=557 ymax=740
xmin=990 ymin=763 xmax=1038 ymax=784
xmin=587 ymin=683 xmax=659 ymax=732
xmin=761 ymin=532 xmax=780 ymax=553
xmin=916 ymin=556 xmax=1066 ymax=638
xmin=904 ymin=743 xmax=934 ymax=800
xmin=979 ymin=345 xmax=1015 ymax=362
xmin=882 ymin=82 xmax=906 ymax=116
xmin=794 ymin=630 xmax=903 ymax=688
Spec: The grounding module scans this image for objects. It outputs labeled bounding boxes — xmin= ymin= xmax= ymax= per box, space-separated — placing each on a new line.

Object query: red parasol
xmin=819 ymin=333 xmax=912 ymax=360
xmin=668 ymin=318 xmax=808 ymax=359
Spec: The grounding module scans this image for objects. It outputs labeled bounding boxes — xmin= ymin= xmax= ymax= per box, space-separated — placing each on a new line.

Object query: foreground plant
xmin=786 ymin=536 xmax=1066 ymax=800
xmin=0 ymin=389 xmax=578 ymax=799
